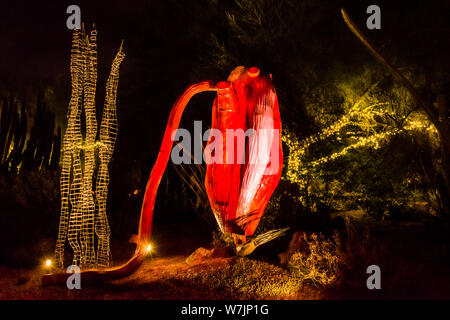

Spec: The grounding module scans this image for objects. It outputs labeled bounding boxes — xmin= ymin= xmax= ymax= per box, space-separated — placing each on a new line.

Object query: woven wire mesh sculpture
xmin=55 ymin=26 xmax=125 ymax=269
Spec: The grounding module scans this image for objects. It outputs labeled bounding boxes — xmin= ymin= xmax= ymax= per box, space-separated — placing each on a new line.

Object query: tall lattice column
xmin=96 ymin=44 xmax=125 ymax=267
xmin=67 ymin=29 xmax=85 ymax=267
xmin=56 ymin=29 xmax=85 ymax=268
xmin=80 ymin=29 xmax=98 ymax=268
xmin=55 ymin=26 xmax=125 ymax=269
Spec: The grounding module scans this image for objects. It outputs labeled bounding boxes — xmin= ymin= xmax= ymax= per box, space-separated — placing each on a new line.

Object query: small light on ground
xmin=146 ymin=244 xmax=152 ymax=253
xmin=45 ymin=259 xmax=52 ymax=268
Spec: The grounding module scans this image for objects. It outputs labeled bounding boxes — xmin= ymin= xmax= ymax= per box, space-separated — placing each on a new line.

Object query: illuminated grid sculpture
xmin=55 ymin=26 xmax=125 ymax=269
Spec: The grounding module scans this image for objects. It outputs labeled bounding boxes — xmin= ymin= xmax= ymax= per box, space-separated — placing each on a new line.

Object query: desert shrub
xmin=287 ymin=232 xmax=341 ymax=286
xmin=285 ymin=216 xmax=375 ymax=288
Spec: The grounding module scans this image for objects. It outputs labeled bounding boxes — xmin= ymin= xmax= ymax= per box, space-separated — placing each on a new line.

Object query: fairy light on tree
xmin=54 ymin=25 xmax=125 ymax=269
xmin=283 ymin=99 xmax=438 ymax=185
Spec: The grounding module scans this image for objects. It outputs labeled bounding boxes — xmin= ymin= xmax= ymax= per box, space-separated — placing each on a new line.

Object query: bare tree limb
xmin=340 ymin=8 xmax=441 ymax=131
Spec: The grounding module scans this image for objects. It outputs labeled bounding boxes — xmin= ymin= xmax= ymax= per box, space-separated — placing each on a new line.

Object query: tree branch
xmin=340 ymin=8 xmax=440 ymax=130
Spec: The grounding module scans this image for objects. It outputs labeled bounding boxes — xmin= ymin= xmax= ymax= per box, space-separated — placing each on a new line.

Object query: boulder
xmin=185 ymin=246 xmax=235 ymax=265
xmin=185 ymin=247 xmax=214 ymax=265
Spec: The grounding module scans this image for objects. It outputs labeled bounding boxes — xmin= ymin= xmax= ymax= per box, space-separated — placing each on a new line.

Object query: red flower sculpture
xmin=204 ymin=67 xmax=283 ymax=246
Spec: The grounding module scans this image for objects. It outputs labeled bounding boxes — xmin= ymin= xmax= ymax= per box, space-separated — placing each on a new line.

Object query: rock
xmin=185 ymin=247 xmax=214 ymax=265
xmin=278 ymin=231 xmax=311 ymax=267
xmin=185 ymin=246 xmax=235 ymax=265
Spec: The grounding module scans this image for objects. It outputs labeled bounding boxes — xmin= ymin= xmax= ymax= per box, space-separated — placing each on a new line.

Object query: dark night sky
xmin=1 ymin=0 xmax=448 ymax=108
xmin=1 ymin=0 xmax=448 ymax=109
xmin=0 ymin=1 xmax=200 ymax=123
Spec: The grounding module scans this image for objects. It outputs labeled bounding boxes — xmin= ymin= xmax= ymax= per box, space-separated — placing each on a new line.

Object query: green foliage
xmin=281 ymin=71 xmax=440 ymax=219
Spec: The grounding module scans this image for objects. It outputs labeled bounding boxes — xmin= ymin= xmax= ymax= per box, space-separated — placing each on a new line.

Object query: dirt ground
xmin=1 ymin=212 xmax=450 ymax=300
xmin=0 ymin=255 xmax=324 ymax=300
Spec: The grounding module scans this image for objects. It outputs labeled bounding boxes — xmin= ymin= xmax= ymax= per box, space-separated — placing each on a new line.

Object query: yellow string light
xmin=283 ymin=104 xmax=438 ymax=184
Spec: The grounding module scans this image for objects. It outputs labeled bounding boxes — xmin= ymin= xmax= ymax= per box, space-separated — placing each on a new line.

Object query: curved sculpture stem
xmin=138 ymin=81 xmax=217 ymax=243
xmin=43 ymin=81 xmax=216 ymax=285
